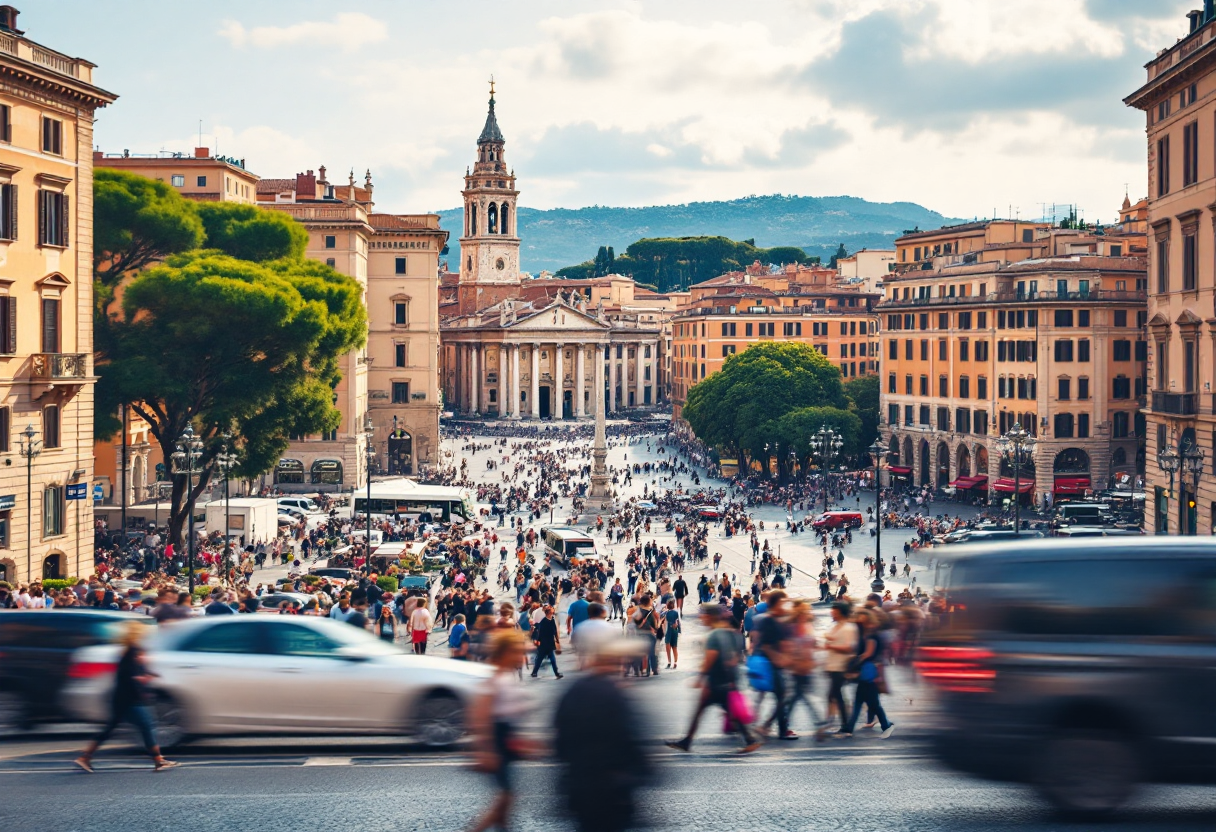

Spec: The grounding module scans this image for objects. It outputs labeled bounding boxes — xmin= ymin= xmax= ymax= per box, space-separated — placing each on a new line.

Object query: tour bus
xmin=1054 ymin=501 xmax=1111 ymax=524
xmin=352 ymin=479 xmax=476 ymax=525
xmin=541 ymin=527 xmax=598 ymax=566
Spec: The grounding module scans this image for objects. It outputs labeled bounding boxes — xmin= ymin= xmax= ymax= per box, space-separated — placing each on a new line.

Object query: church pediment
xmin=509 ymin=302 xmax=609 ymax=331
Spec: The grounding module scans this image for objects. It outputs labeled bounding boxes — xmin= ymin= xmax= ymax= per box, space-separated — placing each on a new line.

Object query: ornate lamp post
xmin=17 ymin=425 xmax=41 ymax=582
xmin=215 ymin=432 xmax=238 ymax=583
xmin=997 ymin=422 xmax=1036 ymax=537
xmin=364 ymin=416 xmax=376 ymax=576
xmin=171 ymin=425 xmax=205 ymax=594
xmin=868 ymin=436 xmax=886 ymax=592
xmin=811 ymin=426 xmax=845 ymax=513
xmin=1182 ymin=440 xmax=1205 ymax=535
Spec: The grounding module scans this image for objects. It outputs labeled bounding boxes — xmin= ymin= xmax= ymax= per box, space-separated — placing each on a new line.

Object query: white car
xmin=60 ymin=616 xmax=489 ymax=750
xmin=278 ymin=497 xmax=320 ymax=513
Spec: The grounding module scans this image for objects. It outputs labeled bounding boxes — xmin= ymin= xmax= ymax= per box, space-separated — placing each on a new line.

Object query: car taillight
xmin=67 ymin=661 xmax=117 ymax=679
xmin=914 ymin=646 xmax=996 ymax=693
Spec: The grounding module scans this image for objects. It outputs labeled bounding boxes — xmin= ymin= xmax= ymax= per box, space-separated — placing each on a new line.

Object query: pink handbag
xmin=723 ymin=689 xmax=755 ymax=732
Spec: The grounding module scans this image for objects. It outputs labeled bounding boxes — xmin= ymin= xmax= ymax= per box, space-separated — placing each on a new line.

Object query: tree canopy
xmin=682 ymin=342 xmax=851 ymax=471
xmin=196 ymin=202 xmax=308 ymax=262
xmin=557 ymin=235 xmax=817 ymax=290
xmin=843 ymin=373 xmax=881 ymax=455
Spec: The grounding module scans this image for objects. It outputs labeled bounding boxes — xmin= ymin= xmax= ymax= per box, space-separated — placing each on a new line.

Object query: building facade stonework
xmin=0 ymin=7 xmax=115 ymax=584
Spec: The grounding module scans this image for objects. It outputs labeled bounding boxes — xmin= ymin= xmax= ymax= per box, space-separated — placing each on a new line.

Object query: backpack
xmin=746 ymin=654 xmax=775 ymax=692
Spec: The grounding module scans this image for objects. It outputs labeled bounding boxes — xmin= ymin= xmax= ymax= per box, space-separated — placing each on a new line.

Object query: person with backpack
xmin=665 ymin=604 xmax=760 ymax=754
xmin=752 ymin=589 xmax=797 ymax=741
xmin=448 ymin=614 xmax=471 ymax=660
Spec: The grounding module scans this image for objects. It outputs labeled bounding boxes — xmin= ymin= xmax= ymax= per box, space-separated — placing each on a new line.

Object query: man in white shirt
xmin=573 ymin=602 xmax=617 ymax=668
xmin=408 ymin=603 xmax=433 ymax=655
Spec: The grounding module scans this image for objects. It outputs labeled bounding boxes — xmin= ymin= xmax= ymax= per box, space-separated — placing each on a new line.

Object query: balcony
xmin=31 ymin=353 xmax=86 ymax=380
xmin=1152 ymin=391 xmax=1197 ymax=416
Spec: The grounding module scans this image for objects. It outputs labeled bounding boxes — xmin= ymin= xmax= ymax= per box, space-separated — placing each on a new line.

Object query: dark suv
xmin=917 ymin=538 xmax=1216 ymax=816
xmin=0 ymin=609 xmax=149 ymax=733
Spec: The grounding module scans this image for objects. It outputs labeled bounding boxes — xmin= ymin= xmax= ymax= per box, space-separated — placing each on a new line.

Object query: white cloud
xmin=218 ymin=12 xmax=388 ymax=51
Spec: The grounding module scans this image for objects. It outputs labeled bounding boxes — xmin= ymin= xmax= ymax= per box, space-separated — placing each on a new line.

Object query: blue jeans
xmin=532 ymin=646 xmax=560 ymax=676
xmin=93 ymin=703 xmax=158 ymax=754
xmin=844 ymin=681 xmax=890 ymax=732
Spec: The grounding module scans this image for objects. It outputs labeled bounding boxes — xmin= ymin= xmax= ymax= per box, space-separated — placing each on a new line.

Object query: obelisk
xmin=587 ymin=343 xmax=613 ymax=512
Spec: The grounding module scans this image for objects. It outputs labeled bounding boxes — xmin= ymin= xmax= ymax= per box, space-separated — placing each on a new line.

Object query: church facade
xmin=440 ymin=91 xmax=665 ymax=419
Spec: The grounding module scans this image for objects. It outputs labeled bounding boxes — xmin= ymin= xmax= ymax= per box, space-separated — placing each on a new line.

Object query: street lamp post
xmin=215 ymin=432 xmax=238 ymax=584
xmin=997 ymin=422 xmax=1036 ymax=537
xmin=171 ymin=425 xmax=205 ymax=594
xmin=17 ymin=425 xmax=41 ymax=582
xmin=1182 ymin=440 xmax=1205 ymax=535
xmin=364 ymin=416 xmax=376 ymax=576
xmin=1157 ymin=443 xmax=1180 ymax=535
xmin=868 ymin=437 xmax=886 ymax=592
xmin=811 ymin=426 xmax=845 ymax=513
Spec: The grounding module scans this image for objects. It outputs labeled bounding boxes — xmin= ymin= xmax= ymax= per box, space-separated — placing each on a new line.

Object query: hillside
xmin=434 ymin=194 xmax=962 ymax=275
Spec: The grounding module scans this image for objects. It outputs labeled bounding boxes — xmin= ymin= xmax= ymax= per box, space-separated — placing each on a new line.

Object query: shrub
xmin=376 ymin=576 xmax=398 ymax=593
xmin=191 ymin=585 xmax=214 ymax=602
xmin=40 ymin=578 xmax=78 ymax=591
xmin=299 ymin=574 xmax=321 ymax=585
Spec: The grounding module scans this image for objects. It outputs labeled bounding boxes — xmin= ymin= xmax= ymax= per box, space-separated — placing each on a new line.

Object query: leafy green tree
xmin=769 ymin=406 xmax=862 ymax=477
xmin=93 ymin=169 xmax=205 ymax=293
xmin=683 ymin=342 xmax=847 ymax=469
xmin=96 ymin=251 xmax=366 ymax=552
xmin=829 ymin=243 xmax=849 ymax=268
xmin=196 ymin=202 xmax=308 ymax=262
xmin=843 ymin=373 xmax=881 ymax=457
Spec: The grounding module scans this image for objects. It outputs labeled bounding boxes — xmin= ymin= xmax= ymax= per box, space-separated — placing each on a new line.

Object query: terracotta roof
xmin=257 ymin=178 xmax=295 ymax=194
xmin=369 ymin=213 xmax=434 ymax=230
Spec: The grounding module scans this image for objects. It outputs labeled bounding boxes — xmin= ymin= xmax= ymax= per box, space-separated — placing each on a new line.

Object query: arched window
xmin=487 ymin=203 xmax=498 ymax=235
xmin=500 ymin=203 xmax=510 ymax=235
xmin=471 ymin=205 xmax=478 ymax=235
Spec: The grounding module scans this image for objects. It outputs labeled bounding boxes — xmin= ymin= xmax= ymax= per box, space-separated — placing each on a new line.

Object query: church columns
xmin=553 ymin=342 xmax=564 ymax=419
xmin=653 ymin=340 xmax=662 ymax=403
xmin=470 ymin=345 xmax=480 ymax=414
xmin=498 ymin=344 xmax=508 ymax=417
xmin=530 ymin=343 xmax=540 ymax=419
xmin=575 ymin=347 xmax=586 ymax=417
xmin=511 ymin=345 xmax=521 ymax=420
xmin=594 ymin=344 xmax=606 ymax=422
xmin=635 ymin=344 xmax=644 ymax=408
xmin=609 ymin=344 xmax=618 ymax=413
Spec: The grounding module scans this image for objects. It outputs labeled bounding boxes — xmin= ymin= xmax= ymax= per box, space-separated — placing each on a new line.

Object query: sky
xmin=39 ymin=0 xmax=1199 ymax=222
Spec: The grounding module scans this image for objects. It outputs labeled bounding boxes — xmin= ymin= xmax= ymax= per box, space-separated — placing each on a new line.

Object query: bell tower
xmin=458 ymin=79 xmax=522 ymax=314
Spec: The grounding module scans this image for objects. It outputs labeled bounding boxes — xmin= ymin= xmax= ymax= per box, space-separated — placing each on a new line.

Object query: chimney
xmin=295 ymin=170 xmax=316 ymax=200
xmin=193 ymin=147 xmax=209 ymax=159
xmin=92 ymin=150 xmax=102 ymax=162
xmin=1188 ymin=9 xmax=1202 ymax=32
xmin=0 ymin=7 xmax=23 ymax=36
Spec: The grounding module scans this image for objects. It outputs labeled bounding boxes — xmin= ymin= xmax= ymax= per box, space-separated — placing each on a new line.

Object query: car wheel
xmin=154 ymin=696 xmax=190 ymax=751
xmin=1036 ymin=730 xmax=1138 ymax=817
xmin=413 ymin=692 xmax=464 ymax=748
xmin=0 ymin=691 xmax=29 ymax=736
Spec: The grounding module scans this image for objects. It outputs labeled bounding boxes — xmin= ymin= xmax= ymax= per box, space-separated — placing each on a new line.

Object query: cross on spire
xmin=489 ymin=74 xmax=495 ymax=97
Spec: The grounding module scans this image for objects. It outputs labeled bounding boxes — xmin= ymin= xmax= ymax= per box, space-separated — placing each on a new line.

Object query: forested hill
xmin=434 ymin=194 xmax=961 ymax=275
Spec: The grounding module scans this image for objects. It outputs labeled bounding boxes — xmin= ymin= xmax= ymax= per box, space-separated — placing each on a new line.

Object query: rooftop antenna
xmin=198 ymin=119 xmax=202 ymax=148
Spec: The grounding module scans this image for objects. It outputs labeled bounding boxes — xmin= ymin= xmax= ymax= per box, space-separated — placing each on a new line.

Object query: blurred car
xmin=253 ymin=591 xmax=317 ymax=612
xmin=810 ymin=510 xmax=864 ymax=531
xmin=309 ymin=566 xmax=357 ymax=582
xmin=277 ymin=497 xmax=320 ymax=514
xmin=917 ymin=538 xmax=1216 ymax=817
xmin=693 ymin=505 xmax=721 ymax=520
xmin=398 ymin=576 xmax=432 ymax=594
xmin=61 ymin=616 xmax=491 ymax=750
xmin=947 ymin=528 xmax=1042 ymax=544
xmin=0 ymin=610 xmax=151 ymax=733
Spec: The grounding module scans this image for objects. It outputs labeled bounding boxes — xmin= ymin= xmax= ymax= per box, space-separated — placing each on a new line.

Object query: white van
xmin=278 ymin=497 xmax=320 ymax=514
xmin=541 ymin=527 xmax=597 ymax=565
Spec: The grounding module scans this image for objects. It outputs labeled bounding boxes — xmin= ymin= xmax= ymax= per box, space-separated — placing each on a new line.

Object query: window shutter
xmin=8 ymin=183 xmax=16 ymax=241
xmin=38 ymin=189 xmax=46 ymax=245
xmin=61 ymin=193 xmax=69 ymax=246
xmin=6 ymin=297 xmax=15 ymax=354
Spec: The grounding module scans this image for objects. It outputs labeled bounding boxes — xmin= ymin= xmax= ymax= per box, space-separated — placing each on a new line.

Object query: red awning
xmin=950 ymin=476 xmax=977 ymax=488
xmin=992 ymin=477 xmax=1034 ymax=494
xmin=1053 ymin=476 xmax=1091 ymax=494
xmin=888 ymin=465 xmax=912 ymax=475
xmin=970 ymin=475 xmax=989 ymax=487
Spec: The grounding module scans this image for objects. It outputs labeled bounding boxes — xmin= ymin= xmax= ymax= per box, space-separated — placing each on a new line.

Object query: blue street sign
xmin=66 ymin=483 xmax=88 ymax=500
xmin=93 ymin=484 xmax=104 ymax=501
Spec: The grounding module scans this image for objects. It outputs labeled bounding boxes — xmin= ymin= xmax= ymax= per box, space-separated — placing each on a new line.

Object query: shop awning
xmin=949 ymin=476 xmax=978 ymax=488
xmin=1053 ymin=476 xmax=1091 ymax=494
xmin=970 ymin=475 xmax=988 ymax=488
xmin=888 ymin=465 xmax=912 ymax=475
xmin=992 ymin=477 xmax=1034 ymax=494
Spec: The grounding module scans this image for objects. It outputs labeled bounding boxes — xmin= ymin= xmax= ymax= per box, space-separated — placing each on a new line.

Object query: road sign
xmin=66 ymin=483 xmax=88 ymax=500
xmin=93 ymin=484 xmax=104 ymax=501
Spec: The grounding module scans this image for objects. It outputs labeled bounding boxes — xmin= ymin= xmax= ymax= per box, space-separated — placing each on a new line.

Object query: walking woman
xmin=468 ymin=630 xmax=534 ymax=832
xmin=74 ymin=622 xmax=177 ymax=772
xmin=838 ymin=609 xmax=895 ymax=739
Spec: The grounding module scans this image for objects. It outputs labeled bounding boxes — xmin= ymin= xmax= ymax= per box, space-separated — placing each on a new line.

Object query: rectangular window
xmin=171 ymin=174 xmax=185 ymax=187
xmin=1114 ymin=310 xmax=1128 ymax=327
xmin=0 ymin=104 xmax=10 ymax=142
xmin=1135 ymin=340 xmax=1148 ymax=361
xmin=41 ymin=298 xmax=59 ymax=353
xmin=938 ymin=313 xmax=948 ymax=330
xmin=394 ymin=343 xmax=406 ymax=367
xmin=38 ymin=190 xmax=68 ymax=247
xmin=888 ymin=404 xmax=899 ymax=426
xmin=919 ymin=405 xmax=930 ymax=426
xmin=325 ymin=258 xmax=335 ymax=268
xmin=959 ymin=376 xmax=970 ymax=398
xmin=0 ymin=296 xmax=15 ymax=354
xmin=1077 ymin=413 xmax=1089 ymax=439
xmin=937 ymin=407 xmax=949 ymax=431
xmin=395 ymin=257 xmax=407 ymax=275
xmin=745 ymin=323 xmax=753 ymax=337
xmin=905 ymin=404 xmax=914 ymax=425
xmin=42 ymin=485 xmax=64 ymax=538
xmin=938 ymin=375 xmax=948 ymax=397
xmin=1183 ymin=232 xmax=1197 ymax=290
xmin=905 ymin=375 xmax=913 ymax=395
xmin=1157 ymin=135 xmax=1170 ymax=197
xmin=394 ymin=301 xmax=408 ymax=325
xmin=0 ymin=406 xmax=8 ymax=453
xmin=1078 ymin=377 xmax=1089 ymax=400
xmin=975 ymin=340 xmax=988 ymax=361
xmin=938 ymin=339 xmax=947 ymax=360
xmin=1183 ymin=120 xmax=1199 ymax=187
xmin=958 ymin=312 xmax=972 ymax=330
xmin=391 ymin=382 xmax=410 ymax=403
xmin=959 ymin=340 xmax=969 ymax=361
xmin=1054 ymin=309 xmax=1073 ymax=327
xmin=0 ymin=182 xmax=17 ymax=241
xmin=1077 ymin=339 xmax=1090 ymax=362
xmin=43 ymin=404 xmax=60 ymax=449
xmin=1113 ymin=340 xmax=1131 ymax=361
xmin=196 ymin=175 xmax=207 ymax=188
xmin=904 ymin=339 xmax=913 ymax=360
xmin=721 ymin=344 xmax=736 ymax=357
xmin=888 ymin=340 xmax=898 ymax=360
xmin=887 ymin=372 xmax=896 ymax=394
xmin=41 ymin=116 xmax=62 ymax=155
xmin=920 ymin=339 xmax=928 ymax=361
xmin=324 ymin=235 xmax=336 ymax=249
xmin=977 ymin=376 xmax=987 ymax=399
xmin=973 ymin=410 xmax=988 ymax=435
xmin=1054 ymin=339 xmax=1073 ymax=362
xmin=1058 ymin=378 xmax=1070 ymax=400
xmin=1112 ymin=376 xmax=1131 ymax=399
xmin=977 ymin=311 xmax=987 ymax=328
xmin=1078 ymin=310 xmax=1090 ymax=327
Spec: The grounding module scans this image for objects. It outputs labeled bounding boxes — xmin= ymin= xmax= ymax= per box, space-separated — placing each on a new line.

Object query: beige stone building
xmin=0 ymin=7 xmax=115 ymax=584
xmin=441 ymin=92 xmax=665 ymax=418
xmin=95 ymin=146 xmax=258 ymax=203
xmin=1126 ymin=5 xmax=1216 ymax=534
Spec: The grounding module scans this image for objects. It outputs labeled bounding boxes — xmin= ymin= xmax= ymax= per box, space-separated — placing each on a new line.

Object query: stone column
xmin=470 ymin=345 xmax=480 ymax=414
xmin=635 ymin=343 xmax=644 ymax=407
xmin=452 ymin=344 xmax=462 ymax=413
xmin=553 ymin=342 xmax=564 ymax=419
xmin=511 ymin=345 xmax=521 ymax=420
xmin=654 ymin=340 xmax=662 ymax=403
xmin=587 ymin=343 xmax=612 ymax=510
xmin=530 ymin=343 xmax=541 ymax=419
xmin=575 ymin=346 xmax=586 ymax=417
xmin=498 ymin=344 xmax=508 ymax=418
xmin=609 ymin=344 xmax=618 ymax=413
